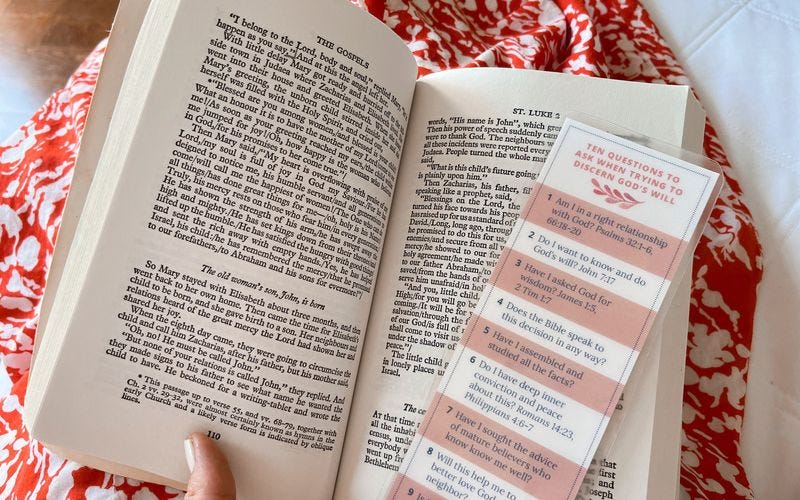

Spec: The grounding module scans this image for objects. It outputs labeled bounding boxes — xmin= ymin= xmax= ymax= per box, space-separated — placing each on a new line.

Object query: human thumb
xmin=184 ymin=433 xmax=236 ymax=500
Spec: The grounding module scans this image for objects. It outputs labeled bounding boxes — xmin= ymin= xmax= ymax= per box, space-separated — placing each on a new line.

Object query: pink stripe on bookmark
xmin=462 ymin=315 xmax=622 ymax=414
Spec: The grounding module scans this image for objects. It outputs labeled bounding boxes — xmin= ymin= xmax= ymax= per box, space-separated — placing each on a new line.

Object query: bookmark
xmin=388 ymin=119 xmax=721 ymax=500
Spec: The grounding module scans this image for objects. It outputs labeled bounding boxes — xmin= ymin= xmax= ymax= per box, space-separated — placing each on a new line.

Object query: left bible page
xmin=24 ymin=1 xmax=416 ymax=499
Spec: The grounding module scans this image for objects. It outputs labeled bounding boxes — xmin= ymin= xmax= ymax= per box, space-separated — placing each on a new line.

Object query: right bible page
xmin=335 ymin=68 xmax=704 ymax=499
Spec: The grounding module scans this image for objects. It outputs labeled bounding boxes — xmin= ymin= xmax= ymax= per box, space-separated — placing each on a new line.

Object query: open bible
xmin=25 ymin=0 xmax=704 ymax=498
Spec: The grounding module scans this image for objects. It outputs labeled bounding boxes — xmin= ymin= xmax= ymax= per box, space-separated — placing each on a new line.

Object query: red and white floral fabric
xmin=0 ymin=0 xmax=761 ymax=498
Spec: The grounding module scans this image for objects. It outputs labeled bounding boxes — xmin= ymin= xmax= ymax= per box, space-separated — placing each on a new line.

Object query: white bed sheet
xmin=640 ymin=0 xmax=800 ymax=497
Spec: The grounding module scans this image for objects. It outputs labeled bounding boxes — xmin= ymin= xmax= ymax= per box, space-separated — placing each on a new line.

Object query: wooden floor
xmin=0 ymin=0 xmax=120 ymax=140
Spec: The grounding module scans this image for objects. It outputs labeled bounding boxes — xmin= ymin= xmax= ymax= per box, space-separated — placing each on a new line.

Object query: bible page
xmin=27 ymin=1 xmax=416 ymax=499
xmin=335 ymin=68 xmax=702 ymax=498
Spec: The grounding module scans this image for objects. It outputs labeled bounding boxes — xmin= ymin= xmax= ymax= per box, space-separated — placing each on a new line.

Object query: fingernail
xmin=184 ymin=438 xmax=196 ymax=473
